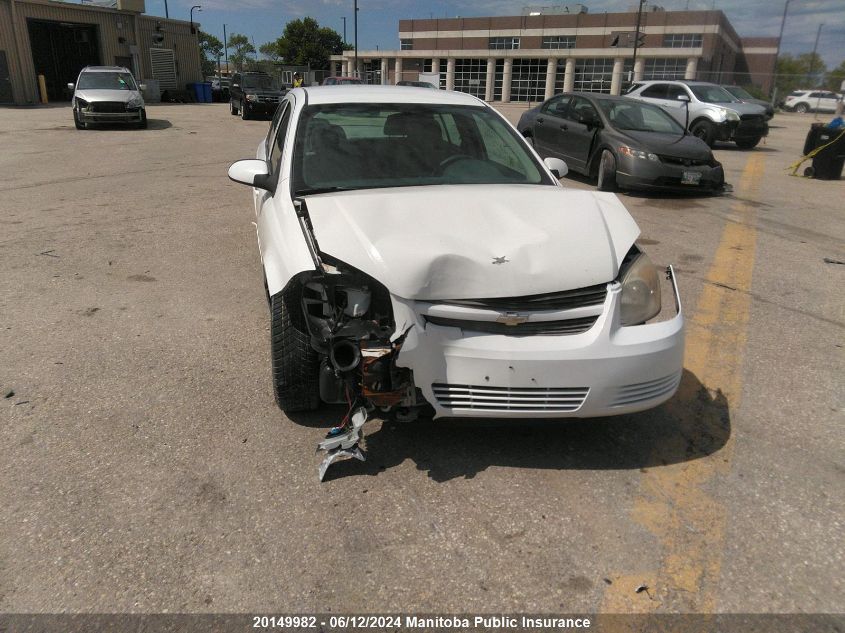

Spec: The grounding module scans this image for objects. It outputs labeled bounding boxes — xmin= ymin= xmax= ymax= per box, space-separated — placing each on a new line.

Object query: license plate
xmin=681 ymin=171 xmax=701 ymax=185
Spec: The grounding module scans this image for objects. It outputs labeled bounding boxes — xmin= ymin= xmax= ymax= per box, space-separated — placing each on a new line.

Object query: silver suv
xmin=68 ymin=66 xmax=147 ymax=130
xmin=624 ymin=80 xmax=768 ymax=149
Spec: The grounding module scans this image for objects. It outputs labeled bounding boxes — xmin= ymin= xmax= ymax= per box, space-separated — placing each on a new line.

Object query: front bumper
xmin=243 ymin=100 xmax=281 ymax=116
xmin=617 ymin=155 xmax=724 ymax=192
xmin=78 ymin=109 xmax=143 ymax=124
xmin=715 ymin=119 xmax=768 ymax=141
xmin=392 ymin=268 xmax=685 ymax=419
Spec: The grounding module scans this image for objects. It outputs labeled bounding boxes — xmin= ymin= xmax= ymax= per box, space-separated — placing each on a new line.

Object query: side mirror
xmin=67 ymin=83 xmax=75 ymax=90
xmin=228 ymin=159 xmax=274 ymax=192
xmin=677 ymin=94 xmax=691 ymax=102
xmin=544 ymin=157 xmax=569 ymax=179
xmin=139 ymin=83 xmax=147 ymax=91
xmin=232 ymin=83 xmax=239 ymax=88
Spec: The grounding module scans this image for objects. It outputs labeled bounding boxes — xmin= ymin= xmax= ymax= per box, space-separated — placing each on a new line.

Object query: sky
xmin=156 ymin=0 xmax=845 ymax=69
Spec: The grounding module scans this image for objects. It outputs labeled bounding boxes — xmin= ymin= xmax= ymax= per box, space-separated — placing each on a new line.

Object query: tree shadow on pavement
xmin=312 ymin=368 xmax=730 ymax=482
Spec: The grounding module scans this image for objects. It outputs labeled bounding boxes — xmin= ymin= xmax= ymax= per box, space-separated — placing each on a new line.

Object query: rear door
xmin=533 ymin=94 xmax=571 ymax=159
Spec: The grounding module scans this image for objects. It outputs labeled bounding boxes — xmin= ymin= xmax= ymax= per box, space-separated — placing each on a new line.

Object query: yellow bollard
xmin=37 ymin=74 xmax=48 ymax=104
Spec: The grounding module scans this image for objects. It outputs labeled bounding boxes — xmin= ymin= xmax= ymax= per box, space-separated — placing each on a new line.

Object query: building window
xmin=489 ymin=37 xmax=520 ymax=50
xmin=663 ymin=33 xmax=702 ymax=48
xmin=510 ymin=58 xmax=546 ymax=102
xmin=400 ymin=39 xmax=413 ymax=51
xmin=453 ymin=58 xmax=487 ymax=99
xmin=644 ymin=58 xmax=687 ymax=80
xmin=573 ymin=58 xmax=615 ymax=93
xmin=541 ymin=35 xmax=575 ymax=49
xmin=423 ymin=58 xmax=447 ymax=88
xmin=494 ymin=59 xmax=504 ymax=100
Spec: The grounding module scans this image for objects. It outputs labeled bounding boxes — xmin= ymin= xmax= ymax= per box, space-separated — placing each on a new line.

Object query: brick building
xmin=330 ymin=6 xmax=778 ymax=101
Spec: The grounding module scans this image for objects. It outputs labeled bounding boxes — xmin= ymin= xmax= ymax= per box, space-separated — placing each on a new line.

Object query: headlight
xmin=619 ymin=251 xmax=661 ymax=326
xmin=618 ymin=146 xmax=659 ymax=162
xmin=126 ymin=96 xmax=143 ymax=108
xmin=725 ymin=109 xmax=740 ymax=121
xmin=245 ymin=94 xmax=258 ymax=102
xmin=76 ymin=97 xmax=89 ymax=109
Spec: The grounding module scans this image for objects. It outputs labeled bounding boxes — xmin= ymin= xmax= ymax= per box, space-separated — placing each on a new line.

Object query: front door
xmin=560 ymin=96 xmax=600 ymax=172
xmin=533 ymin=94 xmax=571 ymax=160
xmin=0 ymin=51 xmax=12 ymax=103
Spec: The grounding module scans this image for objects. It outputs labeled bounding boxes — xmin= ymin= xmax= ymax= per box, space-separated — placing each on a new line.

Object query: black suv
xmin=229 ymin=72 xmax=285 ymax=120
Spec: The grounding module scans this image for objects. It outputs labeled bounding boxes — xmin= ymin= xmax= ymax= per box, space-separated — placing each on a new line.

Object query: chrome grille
xmin=425 ymin=315 xmax=597 ymax=336
xmin=610 ymin=372 xmax=682 ymax=407
xmin=432 ymin=383 xmax=589 ymax=412
xmin=90 ymin=101 xmax=126 ymax=113
xmin=443 ymin=283 xmax=608 ymax=312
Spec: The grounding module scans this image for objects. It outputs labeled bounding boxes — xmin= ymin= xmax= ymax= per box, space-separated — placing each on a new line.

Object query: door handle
xmin=560 ymin=124 xmax=568 ymax=130
xmin=536 ymin=117 xmax=544 ymax=124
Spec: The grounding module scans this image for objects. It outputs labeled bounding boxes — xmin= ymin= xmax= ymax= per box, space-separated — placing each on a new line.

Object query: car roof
xmin=82 ymin=66 xmax=130 ymax=73
xmin=300 ymin=85 xmax=483 ymax=106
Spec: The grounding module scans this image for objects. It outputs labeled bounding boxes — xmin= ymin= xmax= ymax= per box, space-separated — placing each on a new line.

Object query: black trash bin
xmin=803 ymin=123 xmax=845 ymax=180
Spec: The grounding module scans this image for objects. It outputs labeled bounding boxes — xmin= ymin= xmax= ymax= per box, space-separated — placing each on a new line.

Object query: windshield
xmin=77 ymin=72 xmax=137 ymax=91
xmin=243 ymin=75 xmax=277 ymax=90
xmin=689 ymin=84 xmax=737 ymax=103
xmin=725 ymin=86 xmax=754 ymax=100
xmin=292 ymin=103 xmax=551 ymax=195
xmin=598 ymin=99 xmax=685 ymax=134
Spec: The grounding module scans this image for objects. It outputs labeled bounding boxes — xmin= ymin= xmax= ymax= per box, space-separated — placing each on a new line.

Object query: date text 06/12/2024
xmin=252 ymin=615 xmax=593 ymax=629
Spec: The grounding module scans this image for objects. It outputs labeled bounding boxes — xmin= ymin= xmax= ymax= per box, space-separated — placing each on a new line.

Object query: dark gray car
xmin=518 ymin=92 xmax=724 ymax=193
xmin=722 ymin=85 xmax=774 ymax=120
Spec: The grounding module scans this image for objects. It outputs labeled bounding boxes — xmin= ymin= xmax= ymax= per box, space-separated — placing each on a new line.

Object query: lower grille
xmin=432 ymin=383 xmax=589 ymax=412
xmin=425 ymin=315 xmax=597 ymax=336
xmin=740 ymin=114 xmax=764 ymax=122
xmin=90 ymin=101 xmax=126 ymax=113
xmin=658 ymin=155 xmax=711 ymax=167
xmin=610 ymin=372 xmax=681 ymax=407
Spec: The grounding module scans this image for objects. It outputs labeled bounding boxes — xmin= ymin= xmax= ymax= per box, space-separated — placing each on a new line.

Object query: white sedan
xmin=228 ymin=86 xmax=684 ymax=425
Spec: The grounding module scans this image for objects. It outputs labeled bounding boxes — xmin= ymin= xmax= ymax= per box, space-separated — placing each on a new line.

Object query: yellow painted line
xmin=601 ymin=153 xmax=766 ymax=614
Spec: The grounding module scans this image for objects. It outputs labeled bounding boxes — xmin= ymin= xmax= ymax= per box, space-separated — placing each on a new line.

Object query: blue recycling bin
xmin=201 ymin=82 xmax=212 ymax=103
xmin=187 ymin=82 xmax=202 ymax=102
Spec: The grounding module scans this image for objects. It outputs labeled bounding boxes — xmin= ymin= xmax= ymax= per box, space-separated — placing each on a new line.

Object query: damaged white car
xmin=228 ymin=86 xmax=684 ymax=479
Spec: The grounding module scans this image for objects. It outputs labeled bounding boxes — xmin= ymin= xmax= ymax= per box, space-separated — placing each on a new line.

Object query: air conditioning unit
xmin=117 ymin=0 xmax=146 ymax=13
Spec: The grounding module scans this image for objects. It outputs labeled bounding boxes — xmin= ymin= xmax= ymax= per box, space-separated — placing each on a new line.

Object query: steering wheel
xmin=437 ymin=154 xmax=475 ymax=173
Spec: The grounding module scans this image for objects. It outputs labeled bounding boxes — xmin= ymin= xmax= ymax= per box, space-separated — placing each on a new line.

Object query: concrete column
xmin=484 ymin=58 xmax=495 ymax=102
xmin=685 ymin=57 xmax=698 ymax=80
xmin=431 ymin=58 xmax=440 ymax=76
xmin=633 ymin=58 xmax=645 ymax=82
xmin=446 ymin=57 xmax=456 ymax=91
xmin=544 ymin=57 xmax=557 ymax=100
xmin=502 ymin=58 xmax=513 ymax=102
xmin=610 ymin=57 xmax=625 ymax=95
xmin=380 ymin=57 xmax=388 ymax=85
xmin=394 ymin=57 xmax=403 ymax=84
xmin=563 ymin=58 xmax=575 ymax=92
xmin=341 ymin=60 xmax=348 ymax=76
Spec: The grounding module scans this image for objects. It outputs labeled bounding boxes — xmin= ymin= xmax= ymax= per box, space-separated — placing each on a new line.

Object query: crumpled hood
xmin=621 ymin=130 xmax=713 ymax=159
xmin=722 ymin=101 xmax=767 ymax=116
xmin=74 ymin=89 xmax=142 ymax=103
xmin=304 ymin=184 xmax=640 ymax=300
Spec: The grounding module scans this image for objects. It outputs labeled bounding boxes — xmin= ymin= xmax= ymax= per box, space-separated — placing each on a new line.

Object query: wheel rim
xmin=599 ymin=152 xmax=610 ymax=187
xmin=693 ymin=126 xmax=707 ymax=140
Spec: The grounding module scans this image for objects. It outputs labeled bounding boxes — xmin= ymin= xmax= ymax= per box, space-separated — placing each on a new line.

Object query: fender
xmin=257 ymin=188 xmax=317 ymax=296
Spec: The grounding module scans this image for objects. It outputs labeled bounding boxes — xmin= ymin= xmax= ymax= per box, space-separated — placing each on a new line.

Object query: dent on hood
xmin=304 ymin=185 xmax=639 ymax=300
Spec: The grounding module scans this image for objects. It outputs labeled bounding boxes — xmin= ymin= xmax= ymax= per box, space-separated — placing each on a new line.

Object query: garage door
xmin=149 ymin=48 xmax=176 ymax=90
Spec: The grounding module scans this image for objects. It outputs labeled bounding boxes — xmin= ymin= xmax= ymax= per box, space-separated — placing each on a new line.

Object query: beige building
xmin=0 ymin=0 xmax=203 ymax=104
xmin=331 ymin=7 xmax=778 ymax=101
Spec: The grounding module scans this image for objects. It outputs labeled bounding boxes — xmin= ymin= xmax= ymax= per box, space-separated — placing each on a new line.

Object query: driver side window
xmin=268 ymin=102 xmax=291 ymax=175
xmin=541 ymin=95 xmax=571 ymax=117
xmin=567 ymin=97 xmax=598 ymax=124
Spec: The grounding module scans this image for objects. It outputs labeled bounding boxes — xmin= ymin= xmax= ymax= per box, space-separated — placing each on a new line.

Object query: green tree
xmin=197 ymin=30 xmax=223 ymax=77
xmin=273 ymin=17 xmax=345 ymax=70
xmin=775 ymin=52 xmax=827 ymax=100
xmin=259 ymin=42 xmax=281 ymax=63
xmin=825 ymin=59 xmax=845 ymax=93
xmin=227 ymin=33 xmax=256 ymax=71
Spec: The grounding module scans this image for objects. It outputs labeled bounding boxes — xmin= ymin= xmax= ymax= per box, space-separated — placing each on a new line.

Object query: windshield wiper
xmin=294 ymin=186 xmax=355 ymax=196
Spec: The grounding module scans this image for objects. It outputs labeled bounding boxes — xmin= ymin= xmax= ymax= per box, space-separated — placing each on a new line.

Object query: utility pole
xmin=354 ymin=0 xmax=359 ymax=78
xmin=630 ymin=0 xmax=646 ymax=83
xmin=342 ymin=17 xmax=347 ymax=44
xmin=808 ymin=22 xmax=824 ymax=86
xmin=163 ymin=0 xmax=169 ymax=18
xmin=223 ymin=24 xmax=228 ymax=74
xmin=770 ymin=0 xmax=792 ymax=101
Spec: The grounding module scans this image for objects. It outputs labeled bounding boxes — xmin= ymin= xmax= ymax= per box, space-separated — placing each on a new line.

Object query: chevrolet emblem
xmin=496 ymin=312 xmax=529 ymax=326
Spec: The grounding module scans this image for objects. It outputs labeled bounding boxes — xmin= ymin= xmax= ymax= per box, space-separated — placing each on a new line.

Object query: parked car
xmin=625 ymin=80 xmax=768 ymax=149
xmin=783 ymin=90 xmax=843 ymax=114
xmin=518 ymin=92 xmax=724 ymax=193
xmin=230 ymin=72 xmax=285 ymax=120
xmin=68 ymin=66 xmax=147 ymax=130
xmin=322 ymin=76 xmax=365 ymax=85
xmin=397 ymin=80 xmax=437 ymax=89
xmin=227 ymin=86 xmax=684 ymax=430
xmin=721 ymin=85 xmax=774 ymax=120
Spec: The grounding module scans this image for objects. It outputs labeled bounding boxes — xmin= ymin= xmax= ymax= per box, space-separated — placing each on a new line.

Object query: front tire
xmin=137 ymin=109 xmax=148 ymax=129
xmin=269 ymin=284 xmax=320 ymax=412
xmin=691 ymin=120 xmax=716 ymax=147
xmin=596 ymin=149 xmax=617 ymax=192
xmin=73 ymin=110 xmax=85 ymax=130
xmin=794 ymin=102 xmax=809 ymax=114
xmin=735 ymin=135 xmax=761 ymax=150
xmin=240 ymin=102 xmax=250 ymax=120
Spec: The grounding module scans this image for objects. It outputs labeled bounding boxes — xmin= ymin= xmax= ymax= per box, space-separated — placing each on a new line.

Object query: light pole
xmin=630 ymin=0 xmax=646 ymax=83
xmin=163 ymin=0 xmax=169 ymax=19
xmin=223 ymin=24 xmax=228 ymax=75
xmin=808 ymin=22 xmax=824 ymax=86
xmin=770 ymin=0 xmax=792 ymax=102
xmin=353 ymin=0 xmax=359 ymax=78
xmin=342 ymin=17 xmax=347 ymax=44
xmin=190 ymin=5 xmax=201 ymax=35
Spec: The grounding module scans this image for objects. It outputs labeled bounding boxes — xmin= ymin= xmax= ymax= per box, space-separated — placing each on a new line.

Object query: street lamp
xmin=342 ymin=16 xmax=347 ymax=44
xmin=770 ymin=0 xmax=792 ymax=102
xmin=190 ymin=5 xmax=201 ymax=35
xmin=808 ymin=22 xmax=824 ymax=86
xmin=354 ymin=0 xmax=359 ymax=78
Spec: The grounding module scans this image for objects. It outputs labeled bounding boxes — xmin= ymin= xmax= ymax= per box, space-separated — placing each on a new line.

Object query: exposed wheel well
xmin=689 ymin=116 xmax=713 ymax=130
